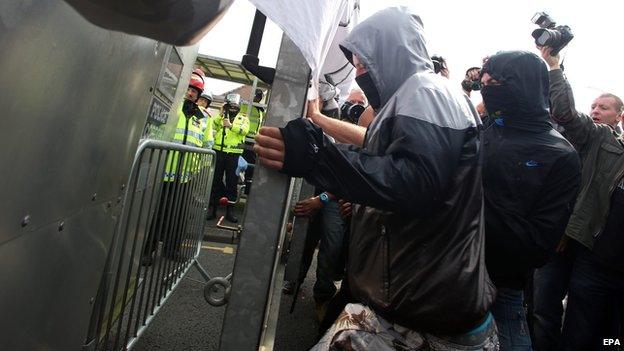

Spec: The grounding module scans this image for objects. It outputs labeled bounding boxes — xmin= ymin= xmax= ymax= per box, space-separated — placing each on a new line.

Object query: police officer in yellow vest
xmin=197 ymin=91 xmax=214 ymax=149
xmin=143 ymin=71 xmax=205 ymax=265
xmin=208 ymin=93 xmax=250 ymax=223
xmin=240 ymin=89 xmax=265 ymax=194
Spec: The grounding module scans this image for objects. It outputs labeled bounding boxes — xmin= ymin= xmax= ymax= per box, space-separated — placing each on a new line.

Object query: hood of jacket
xmin=339 ymin=6 xmax=433 ymax=109
xmin=482 ymin=51 xmax=551 ymax=131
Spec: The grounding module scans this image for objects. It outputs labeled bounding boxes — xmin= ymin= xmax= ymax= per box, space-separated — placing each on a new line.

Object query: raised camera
xmin=531 ymin=12 xmax=574 ymax=56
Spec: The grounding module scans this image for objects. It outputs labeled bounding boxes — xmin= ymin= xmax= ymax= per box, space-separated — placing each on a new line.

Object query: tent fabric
xmin=248 ymin=0 xmax=354 ymax=98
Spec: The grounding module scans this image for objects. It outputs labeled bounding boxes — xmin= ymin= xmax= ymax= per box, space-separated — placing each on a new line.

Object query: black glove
xmin=279 ymin=118 xmax=325 ymax=177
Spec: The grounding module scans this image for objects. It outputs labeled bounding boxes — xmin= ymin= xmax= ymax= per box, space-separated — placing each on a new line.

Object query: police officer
xmin=142 ymin=71 xmax=205 ymax=265
xmin=197 ymin=91 xmax=214 ymax=149
xmin=240 ymin=89 xmax=265 ymax=194
xmin=208 ymin=93 xmax=250 ymax=223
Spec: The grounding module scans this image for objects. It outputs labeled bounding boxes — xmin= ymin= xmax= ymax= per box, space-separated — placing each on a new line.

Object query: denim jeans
xmin=313 ymin=199 xmax=346 ymax=302
xmin=559 ymin=245 xmax=623 ymax=351
xmin=491 ymin=287 xmax=533 ymax=350
xmin=532 ymin=249 xmax=575 ymax=351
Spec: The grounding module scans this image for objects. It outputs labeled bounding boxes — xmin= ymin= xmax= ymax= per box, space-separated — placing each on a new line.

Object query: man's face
xmin=254 ymin=92 xmax=263 ymax=103
xmin=186 ymin=87 xmax=199 ymax=102
xmin=197 ymin=97 xmax=209 ymax=108
xmin=353 ymin=55 xmax=367 ymax=77
xmin=590 ymin=96 xmax=622 ymax=127
xmin=480 ymin=72 xmax=501 ymax=86
xmin=226 ymin=104 xmax=239 ymax=116
xmin=347 ymin=89 xmax=367 ymax=106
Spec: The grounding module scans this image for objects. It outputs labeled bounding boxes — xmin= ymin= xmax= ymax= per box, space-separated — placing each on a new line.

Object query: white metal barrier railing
xmin=83 ymin=139 xmax=217 ymax=351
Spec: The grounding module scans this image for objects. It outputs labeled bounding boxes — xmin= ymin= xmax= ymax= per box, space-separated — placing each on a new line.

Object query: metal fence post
xmin=219 ymin=33 xmax=310 ymax=350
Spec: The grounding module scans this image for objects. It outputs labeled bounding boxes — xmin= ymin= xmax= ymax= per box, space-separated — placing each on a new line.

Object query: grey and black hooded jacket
xmin=279 ymin=7 xmax=494 ymax=334
xmin=480 ymin=52 xmax=581 ymax=289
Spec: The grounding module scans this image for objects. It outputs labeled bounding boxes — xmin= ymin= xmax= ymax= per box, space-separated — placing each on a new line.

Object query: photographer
xmin=339 ymin=88 xmax=367 ymax=124
xmin=462 ymin=66 xmax=481 ymax=97
xmin=539 ymin=45 xmax=624 ymax=351
xmin=257 ymin=7 xmax=496 ymax=349
xmin=207 ymin=93 xmax=250 ymax=223
xmin=431 ymin=55 xmax=450 ymax=78
xmin=479 ymin=50 xmax=581 ymax=350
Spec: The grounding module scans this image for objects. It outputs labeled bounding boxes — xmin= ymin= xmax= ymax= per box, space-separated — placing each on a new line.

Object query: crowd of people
xmin=141 ymin=69 xmax=265 ymax=265
xmin=254 ymin=6 xmax=623 ymax=351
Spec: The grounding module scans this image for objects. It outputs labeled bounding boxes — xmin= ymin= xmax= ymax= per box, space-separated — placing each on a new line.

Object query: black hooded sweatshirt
xmin=481 ymin=51 xmax=581 ymax=289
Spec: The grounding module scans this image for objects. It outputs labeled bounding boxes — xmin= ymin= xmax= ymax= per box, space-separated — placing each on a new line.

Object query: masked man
xmin=256 ymin=7 xmax=497 ymax=350
xmin=479 ymin=51 xmax=581 ymax=350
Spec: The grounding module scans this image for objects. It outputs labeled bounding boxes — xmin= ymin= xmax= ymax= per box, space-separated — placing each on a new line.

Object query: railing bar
xmin=158 ymin=150 xmax=187 ymax=300
xmin=112 ymin=148 xmax=155 ymax=351
xmin=101 ymin=149 xmax=146 ymax=350
xmin=121 ymin=148 xmax=160 ymax=346
xmin=147 ymin=149 xmax=174 ymax=320
xmin=133 ymin=148 xmax=164 ymax=334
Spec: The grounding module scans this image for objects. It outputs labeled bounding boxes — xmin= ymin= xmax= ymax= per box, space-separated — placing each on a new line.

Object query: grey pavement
xmin=133 ymin=214 xmax=321 ymax=351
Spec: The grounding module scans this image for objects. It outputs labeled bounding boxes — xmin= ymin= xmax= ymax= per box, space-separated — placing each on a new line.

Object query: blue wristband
xmin=319 ymin=192 xmax=330 ymax=205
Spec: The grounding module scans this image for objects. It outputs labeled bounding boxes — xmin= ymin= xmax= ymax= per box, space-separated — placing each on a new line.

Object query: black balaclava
xmin=480 ymin=84 xmax=518 ymax=118
xmin=355 ymin=72 xmax=381 ymax=111
xmin=481 ymin=51 xmax=551 ymax=132
xmin=225 ymin=104 xmax=239 ymax=120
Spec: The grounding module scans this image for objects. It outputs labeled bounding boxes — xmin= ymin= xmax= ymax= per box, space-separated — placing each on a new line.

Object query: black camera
xmin=182 ymin=99 xmax=202 ymax=118
xmin=531 ymin=12 xmax=574 ymax=56
xmin=462 ymin=67 xmax=481 ymax=92
xmin=340 ymin=101 xmax=366 ymax=124
xmin=431 ymin=55 xmax=447 ymax=74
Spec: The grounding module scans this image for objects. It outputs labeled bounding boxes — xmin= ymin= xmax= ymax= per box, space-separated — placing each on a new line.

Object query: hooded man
xmin=479 ymin=51 xmax=581 ymax=350
xmin=255 ymin=7 xmax=497 ymax=350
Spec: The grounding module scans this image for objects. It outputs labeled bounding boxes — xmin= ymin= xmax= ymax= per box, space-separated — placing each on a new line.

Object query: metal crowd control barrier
xmin=83 ymin=139 xmax=216 ymax=351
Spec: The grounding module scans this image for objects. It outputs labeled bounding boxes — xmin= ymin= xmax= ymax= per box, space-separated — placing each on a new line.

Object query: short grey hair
xmin=598 ymin=93 xmax=624 ymax=113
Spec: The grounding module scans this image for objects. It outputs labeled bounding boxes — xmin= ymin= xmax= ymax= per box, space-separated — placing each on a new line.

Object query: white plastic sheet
xmin=247 ymin=0 xmax=357 ymax=99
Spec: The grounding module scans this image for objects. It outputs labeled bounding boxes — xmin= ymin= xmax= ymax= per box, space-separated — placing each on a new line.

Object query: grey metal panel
xmin=0 ymin=1 xmax=198 ymax=349
xmin=0 ymin=204 xmax=118 ymax=351
xmin=219 ymin=34 xmax=310 ymax=350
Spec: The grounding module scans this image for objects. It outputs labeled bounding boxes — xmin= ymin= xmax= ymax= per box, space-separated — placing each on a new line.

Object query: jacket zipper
xmin=380 ymin=224 xmax=389 ymax=302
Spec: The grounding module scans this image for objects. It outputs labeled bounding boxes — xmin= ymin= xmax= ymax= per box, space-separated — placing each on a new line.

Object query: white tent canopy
xmin=248 ymin=0 xmax=359 ymax=99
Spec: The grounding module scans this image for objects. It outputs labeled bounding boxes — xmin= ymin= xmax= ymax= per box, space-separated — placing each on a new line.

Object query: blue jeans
xmin=532 ymin=249 xmax=575 ymax=351
xmin=492 ymin=287 xmax=533 ymax=350
xmin=313 ymin=200 xmax=345 ymax=302
xmin=559 ymin=245 xmax=623 ymax=351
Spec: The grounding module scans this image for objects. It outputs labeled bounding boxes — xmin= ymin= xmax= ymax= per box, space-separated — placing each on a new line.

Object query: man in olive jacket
xmin=539 ymin=46 xmax=624 ymax=351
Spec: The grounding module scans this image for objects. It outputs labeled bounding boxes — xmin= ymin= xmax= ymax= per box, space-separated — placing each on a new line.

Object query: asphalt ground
xmin=133 ymin=206 xmax=321 ymax=351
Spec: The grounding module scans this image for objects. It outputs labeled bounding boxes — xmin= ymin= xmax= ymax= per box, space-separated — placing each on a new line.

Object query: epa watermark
xmin=604 ymin=339 xmax=621 ymax=346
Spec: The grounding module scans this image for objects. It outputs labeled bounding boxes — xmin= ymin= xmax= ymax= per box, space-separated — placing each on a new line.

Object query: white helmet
xmin=199 ymin=91 xmax=213 ymax=103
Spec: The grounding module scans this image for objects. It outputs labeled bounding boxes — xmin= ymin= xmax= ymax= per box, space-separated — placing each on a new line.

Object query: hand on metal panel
xmin=254 ymin=126 xmax=285 ymax=170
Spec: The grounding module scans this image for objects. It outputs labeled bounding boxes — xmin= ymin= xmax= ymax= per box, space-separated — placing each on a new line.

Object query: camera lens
xmin=532 ymin=28 xmax=561 ymax=47
xmin=350 ymin=104 xmax=365 ymax=120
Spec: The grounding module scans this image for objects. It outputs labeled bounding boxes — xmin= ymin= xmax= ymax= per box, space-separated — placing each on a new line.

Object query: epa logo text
xmin=603 ymin=339 xmax=621 ymax=346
